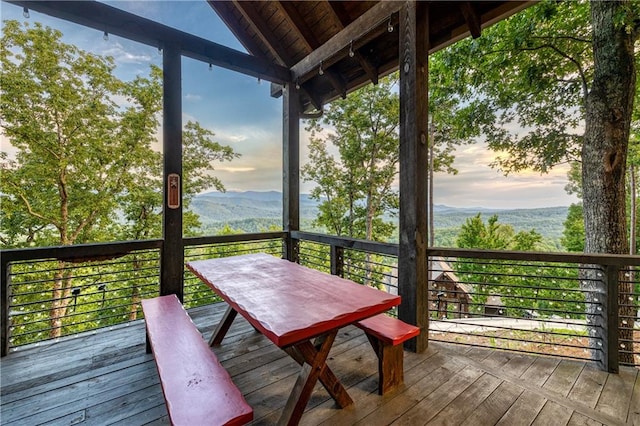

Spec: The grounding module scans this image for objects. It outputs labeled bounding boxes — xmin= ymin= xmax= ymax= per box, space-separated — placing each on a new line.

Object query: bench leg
xmin=366 ymin=335 xmax=404 ymax=395
xmin=145 ymin=333 xmax=152 ymax=354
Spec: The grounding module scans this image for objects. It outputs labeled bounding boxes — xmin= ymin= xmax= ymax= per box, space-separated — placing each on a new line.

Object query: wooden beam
xmin=161 ymin=43 xmax=184 ymax=301
xmin=460 ymin=2 xmax=482 ymax=39
xmin=283 ymin=83 xmax=301 ymax=262
xmin=207 ymin=0 xmax=272 ymax=63
xmin=276 ymin=1 xmax=346 ymax=98
xmin=290 ymin=1 xmax=402 ymax=83
xmin=398 ymin=1 xmax=429 ymax=353
xmin=326 ymin=1 xmax=379 ymax=84
xmin=9 ymin=0 xmax=290 ymax=83
xmin=234 ymin=1 xmax=293 ymax=67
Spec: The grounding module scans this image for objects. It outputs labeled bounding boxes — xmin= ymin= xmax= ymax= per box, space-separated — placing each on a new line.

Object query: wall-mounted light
xmin=22 ymin=7 xmax=29 ymax=18
xmin=103 ymin=31 xmax=109 ymax=41
xmin=209 ymin=63 xmax=213 ymax=72
xmin=348 ymin=40 xmax=355 ymax=58
xmin=387 ymin=18 xmax=394 ymax=33
xmin=295 ymin=79 xmax=300 ymax=90
xmin=318 ymin=60 xmax=324 ymax=76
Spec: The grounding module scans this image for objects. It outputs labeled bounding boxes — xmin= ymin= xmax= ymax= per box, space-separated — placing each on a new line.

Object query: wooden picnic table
xmin=186 ymin=253 xmax=401 ymax=426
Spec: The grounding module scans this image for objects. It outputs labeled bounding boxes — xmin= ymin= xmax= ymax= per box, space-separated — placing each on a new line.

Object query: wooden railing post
xmin=1 ymin=261 xmax=10 ymax=357
xmin=601 ymin=264 xmax=620 ymax=373
xmin=330 ymin=245 xmax=344 ymax=277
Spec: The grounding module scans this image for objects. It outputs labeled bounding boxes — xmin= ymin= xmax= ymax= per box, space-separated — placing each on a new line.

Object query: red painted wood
xmin=141 ymin=295 xmax=253 ymax=426
xmin=356 ymin=313 xmax=420 ymax=345
xmin=187 ymin=253 xmax=401 ymax=348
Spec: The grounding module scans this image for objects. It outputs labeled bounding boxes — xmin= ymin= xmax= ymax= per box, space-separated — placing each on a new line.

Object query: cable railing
xmin=2 ymin=231 xmax=638 ymax=370
xmin=293 ymin=231 xmax=640 ymax=369
xmin=1 ymin=233 xmax=285 ymax=354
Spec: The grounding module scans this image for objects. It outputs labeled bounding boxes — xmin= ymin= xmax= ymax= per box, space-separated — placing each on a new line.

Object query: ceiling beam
xmin=234 ymin=1 xmax=293 ymax=67
xmin=275 ymin=1 xmax=346 ymax=99
xmin=10 ymin=0 xmax=290 ymax=84
xmin=460 ymin=2 xmax=482 ymax=39
xmin=326 ymin=1 xmax=379 ymax=85
xmin=290 ymin=1 xmax=403 ymax=84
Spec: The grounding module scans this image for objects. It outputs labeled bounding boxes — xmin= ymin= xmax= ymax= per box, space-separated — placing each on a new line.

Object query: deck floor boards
xmin=1 ymin=302 xmax=637 ymax=426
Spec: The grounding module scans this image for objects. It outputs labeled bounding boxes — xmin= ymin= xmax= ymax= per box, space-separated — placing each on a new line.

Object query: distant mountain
xmin=191 ymin=191 xmax=568 ymax=240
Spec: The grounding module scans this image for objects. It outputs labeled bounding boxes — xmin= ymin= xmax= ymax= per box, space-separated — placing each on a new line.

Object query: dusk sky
xmin=1 ymin=1 xmax=579 ymax=209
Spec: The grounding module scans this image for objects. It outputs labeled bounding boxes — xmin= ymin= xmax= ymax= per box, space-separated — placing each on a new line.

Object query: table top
xmin=186 ymin=253 xmax=401 ymax=347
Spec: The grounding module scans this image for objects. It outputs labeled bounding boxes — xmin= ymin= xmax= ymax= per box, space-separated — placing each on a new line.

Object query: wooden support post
xmin=283 ymin=83 xmax=300 ymax=263
xmin=398 ymin=1 xmax=429 ymax=353
xmin=602 ymin=264 xmax=620 ymax=373
xmin=330 ymin=245 xmax=344 ymax=277
xmin=160 ymin=43 xmax=184 ymax=300
xmin=1 ymin=261 xmax=10 ymax=357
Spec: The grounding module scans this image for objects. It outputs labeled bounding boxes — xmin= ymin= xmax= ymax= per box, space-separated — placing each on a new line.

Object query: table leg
xmin=279 ymin=330 xmax=353 ymax=425
xmin=209 ymin=304 xmax=237 ymax=346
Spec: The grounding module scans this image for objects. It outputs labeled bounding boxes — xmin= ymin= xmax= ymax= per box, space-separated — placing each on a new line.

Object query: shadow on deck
xmin=1 ymin=303 xmax=638 ymax=425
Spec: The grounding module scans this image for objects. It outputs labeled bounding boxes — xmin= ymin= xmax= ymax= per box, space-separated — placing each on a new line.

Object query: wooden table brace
xmin=278 ymin=330 xmax=353 ymax=425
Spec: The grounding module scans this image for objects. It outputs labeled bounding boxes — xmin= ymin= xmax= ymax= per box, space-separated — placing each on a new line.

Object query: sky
xmin=0 ymin=1 xmax=579 ymax=210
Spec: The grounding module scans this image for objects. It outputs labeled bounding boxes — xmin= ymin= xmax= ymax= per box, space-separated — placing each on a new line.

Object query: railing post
xmin=1 ymin=261 xmax=10 ymax=357
xmin=283 ymin=82 xmax=300 ymax=264
xmin=330 ymin=245 xmax=344 ymax=277
xmin=600 ymin=264 xmax=620 ymax=373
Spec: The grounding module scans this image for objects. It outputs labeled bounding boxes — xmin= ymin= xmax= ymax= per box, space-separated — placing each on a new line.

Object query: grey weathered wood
xmin=531 ymin=401 xmax=573 ymax=426
xmin=283 ymin=83 xmax=300 ymax=263
xmin=160 ymin=44 xmax=184 ymax=299
xmin=397 ymin=0 xmax=429 ymax=354
xmin=495 ymin=390 xmax=547 ymax=426
xmin=520 ymin=356 xmax=562 ymax=387
xmin=543 ymin=359 xmax=585 ymax=397
xmin=1 ymin=303 xmax=631 ymax=426
xmin=426 ymin=372 xmax=502 ymax=425
xmin=567 ymin=412 xmax=603 ymax=426
xmin=460 ymin=381 xmax=524 ymax=426
xmin=567 ymin=365 xmax=608 ymax=408
xmin=594 ymin=366 xmax=638 ymax=423
xmin=628 ymin=370 xmax=640 ymax=425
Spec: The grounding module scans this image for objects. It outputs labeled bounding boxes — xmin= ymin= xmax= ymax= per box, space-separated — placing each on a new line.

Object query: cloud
xmin=184 ymin=93 xmax=202 ymax=102
xmin=217 ymin=166 xmax=256 ymax=173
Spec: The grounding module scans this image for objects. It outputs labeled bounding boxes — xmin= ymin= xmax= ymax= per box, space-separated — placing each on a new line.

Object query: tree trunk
xmin=49 ymin=261 xmax=73 ymax=338
xmin=582 ymin=0 xmax=636 ymax=366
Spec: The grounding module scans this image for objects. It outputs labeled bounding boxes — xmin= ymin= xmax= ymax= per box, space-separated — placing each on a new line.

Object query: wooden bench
xmin=355 ymin=314 xmax=420 ymax=395
xmin=141 ymin=294 xmax=253 ymax=426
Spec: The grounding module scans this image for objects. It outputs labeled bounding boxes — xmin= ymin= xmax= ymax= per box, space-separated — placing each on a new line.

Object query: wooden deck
xmin=2 ymin=303 xmax=639 ymax=426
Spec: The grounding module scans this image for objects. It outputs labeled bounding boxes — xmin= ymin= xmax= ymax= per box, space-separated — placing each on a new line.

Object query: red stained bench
xmin=141 ymin=294 xmax=252 ymax=426
xmin=355 ymin=314 xmax=420 ymax=395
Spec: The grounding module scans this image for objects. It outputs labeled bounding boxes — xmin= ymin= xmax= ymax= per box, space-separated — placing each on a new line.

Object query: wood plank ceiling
xmin=209 ymin=1 xmax=534 ymax=113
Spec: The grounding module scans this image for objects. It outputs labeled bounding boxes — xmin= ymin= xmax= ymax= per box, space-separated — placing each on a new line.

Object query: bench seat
xmin=356 ymin=314 xmax=420 ymax=395
xmin=142 ymin=294 xmax=253 ymax=426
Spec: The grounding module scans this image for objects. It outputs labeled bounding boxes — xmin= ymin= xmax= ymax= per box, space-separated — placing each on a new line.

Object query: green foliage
xmin=0 ymin=21 xmax=238 ymax=341
xmin=303 ymin=77 xmax=399 ymax=242
xmin=456 ymin=214 xmax=543 ymax=251
xmin=562 ymin=203 xmax=585 ymax=252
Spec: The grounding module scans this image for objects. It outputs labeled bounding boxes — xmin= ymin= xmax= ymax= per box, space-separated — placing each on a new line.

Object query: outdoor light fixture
xmin=318 ymin=60 xmax=324 ymax=76
xmin=209 ymin=63 xmax=213 ymax=71
xmin=71 ymin=287 xmax=81 ymax=310
xmin=349 ymin=40 xmax=355 ymax=58
xmin=103 ymin=31 xmax=109 ymax=41
xmin=295 ymin=79 xmax=300 ymax=90
xmin=387 ymin=18 xmax=393 ymax=32
xmin=22 ymin=7 xmax=29 ymax=18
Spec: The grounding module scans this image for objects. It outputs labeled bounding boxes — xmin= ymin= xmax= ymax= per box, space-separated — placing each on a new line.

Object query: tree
xmin=434 ymin=0 xmax=639 ymax=364
xmin=303 ymin=77 xmax=400 ymax=242
xmin=0 ymin=21 xmax=238 ymax=336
